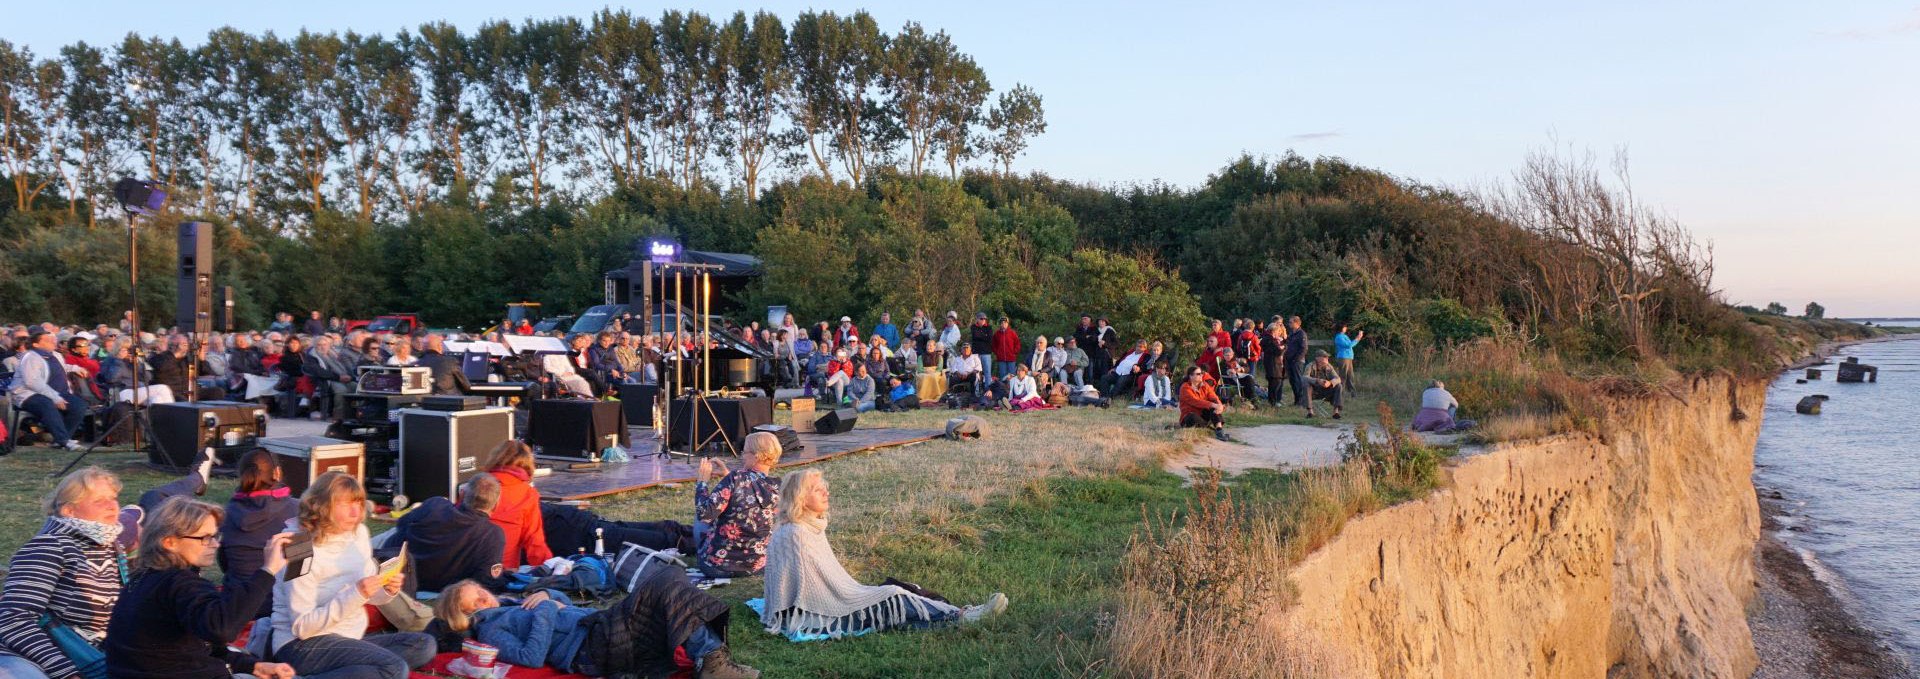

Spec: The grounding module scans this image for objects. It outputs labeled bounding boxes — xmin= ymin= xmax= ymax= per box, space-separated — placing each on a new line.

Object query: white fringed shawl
xmin=759 ymin=520 xmax=957 ymax=637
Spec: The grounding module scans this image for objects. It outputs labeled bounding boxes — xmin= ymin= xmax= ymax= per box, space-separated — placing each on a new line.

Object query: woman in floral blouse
xmin=694 ymin=432 xmax=786 ymax=577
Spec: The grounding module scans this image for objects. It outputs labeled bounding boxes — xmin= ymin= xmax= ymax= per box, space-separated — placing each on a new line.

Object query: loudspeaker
xmin=814 ymin=408 xmax=857 ymax=435
xmin=397 ymin=407 xmax=513 ymax=504
xmin=528 ymin=399 xmax=628 ymax=461
xmin=617 ymin=383 xmax=659 ymax=426
xmin=176 ymin=222 xmax=213 ymax=336
xmin=667 ymin=397 xmax=774 ymax=451
xmin=148 ymin=401 xmax=270 ymax=470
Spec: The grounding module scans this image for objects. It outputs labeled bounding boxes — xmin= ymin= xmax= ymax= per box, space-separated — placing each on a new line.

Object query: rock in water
xmin=1836 ymin=357 xmax=1879 ymax=384
xmin=1805 ymin=368 xmax=1823 ymax=380
xmin=1795 ymin=395 xmax=1830 ymax=415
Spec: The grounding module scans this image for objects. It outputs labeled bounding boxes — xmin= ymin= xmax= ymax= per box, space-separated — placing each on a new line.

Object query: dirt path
xmin=1163 ymin=423 xmax=1468 ymax=480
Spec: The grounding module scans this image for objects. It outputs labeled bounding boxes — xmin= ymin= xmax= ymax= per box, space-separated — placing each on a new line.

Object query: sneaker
xmin=62 ymin=440 xmax=84 ymax=451
xmin=1332 ymin=411 xmax=1343 ymax=420
xmin=962 ymin=592 xmax=1010 ymax=622
xmin=195 ymin=448 xmax=216 ymax=494
xmin=697 ymin=647 xmax=760 ymax=679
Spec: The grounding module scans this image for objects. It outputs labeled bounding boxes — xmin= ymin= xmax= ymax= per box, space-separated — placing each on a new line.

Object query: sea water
xmin=1753 ymin=331 xmax=1920 ymax=663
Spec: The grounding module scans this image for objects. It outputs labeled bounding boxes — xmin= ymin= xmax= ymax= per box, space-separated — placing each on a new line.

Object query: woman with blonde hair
xmin=693 ymin=432 xmax=784 ymax=578
xmin=104 ymin=496 xmax=297 ymax=679
xmin=482 ymin=441 xmax=550 ymax=569
xmin=0 ymin=467 xmax=127 ymax=679
xmin=759 ymin=470 xmax=1006 ymax=638
xmin=267 ymin=472 xmax=433 ymax=679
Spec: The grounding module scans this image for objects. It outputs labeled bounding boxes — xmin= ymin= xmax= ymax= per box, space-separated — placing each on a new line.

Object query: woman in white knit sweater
xmin=267 ymin=473 xmax=433 ymax=679
xmin=759 ymin=470 xmax=1006 ymax=638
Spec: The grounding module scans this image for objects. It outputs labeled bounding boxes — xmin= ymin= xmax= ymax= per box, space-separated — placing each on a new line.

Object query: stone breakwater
xmin=1277 ymin=375 xmax=1763 ymax=678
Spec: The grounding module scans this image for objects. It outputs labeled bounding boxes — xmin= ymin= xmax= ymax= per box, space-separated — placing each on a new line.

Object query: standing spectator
xmin=1093 ymin=318 xmax=1118 ymax=378
xmin=967 ymin=313 xmax=994 ymax=361
xmin=1207 ymin=319 xmax=1231 ymax=349
xmin=904 ymin=310 xmax=932 ymax=365
xmin=120 ymin=310 xmax=138 ymax=335
xmin=1333 ymin=325 xmax=1364 ymax=393
xmin=990 ymin=317 xmax=1021 ymax=379
xmin=872 ymin=313 xmax=900 ymax=351
xmin=1178 ymin=367 xmax=1229 ymax=441
xmin=1259 ymin=323 xmax=1288 ymax=407
xmin=1071 ymin=316 xmax=1100 ymax=377
xmin=303 ymin=311 xmax=326 ymax=338
xmin=8 ymin=329 xmax=89 ymax=449
xmin=833 ymin=317 xmax=861 ymax=347
xmin=0 ymin=467 xmax=126 ymax=677
xmin=694 ymin=433 xmax=785 ymax=578
xmin=327 ymin=317 xmax=346 ymax=335
xmin=267 ymin=313 xmax=293 ymax=335
xmin=1283 ymin=316 xmax=1309 ymax=408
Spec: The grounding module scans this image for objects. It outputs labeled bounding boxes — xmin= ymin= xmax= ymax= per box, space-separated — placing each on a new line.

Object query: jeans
xmin=993 ymin=361 xmax=1017 ymax=379
xmin=684 ymin=626 xmax=724 ymax=666
xmin=1285 ymin=360 xmax=1308 ymax=407
xmin=276 ymin=632 xmax=435 ymax=679
xmin=0 ymin=654 xmax=50 ymax=679
xmin=20 ymin=394 xmax=87 ymax=446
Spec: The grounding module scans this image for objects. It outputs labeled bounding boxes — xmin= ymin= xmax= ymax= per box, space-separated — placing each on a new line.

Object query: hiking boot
xmin=962 ymin=592 xmax=1010 ymax=623
xmin=698 ymin=647 xmax=760 ymax=679
xmin=1213 ymin=429 xmax=1230 ymax=442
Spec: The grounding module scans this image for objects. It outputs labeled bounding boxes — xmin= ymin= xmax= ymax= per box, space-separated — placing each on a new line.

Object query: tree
xmin=277 ymin=30 xmax=347 ymax=215
xmin=714 ymin=11 xmax=789 ymax=200
xmin=0 ymin=41 xmax=58 ymax=211
xmin=332 ymin=31 xmax=419 ymax=221
xmin=472 ymin=18 xmax=584 ymax=207
xmin=985 ymin=84 xmax=1044 ymax=176
xmin=200 ymin=28 xmax=289 ymax=218
xmin=578 ymin=10 xmax=661 ymax=191
xmin=880 ymin=22 xmax=970 ymax=176
xmin=409 ymin=22 xmax=490 ymax=208
xmin=1803 ymin=302 xmax=1824 ymax=319
xmin=113 ymin=35 xmax=199 ymax=190
xmin=57 ymin=43 xmax=119 ymax=225
xmin=1764 ymin=302 xmax=1787 ymax=316
xmin=787 ymin=11 xmax=888 ymax=183
xmin=654 ymin=10 xmax=721 ymax=190
xmin=932 ymin=56 xmax=989 ymax=178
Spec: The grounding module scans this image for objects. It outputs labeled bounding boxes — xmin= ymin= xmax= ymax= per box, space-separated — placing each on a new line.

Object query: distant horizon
xmin=8 ymin=0 xmax=1919 ymax=316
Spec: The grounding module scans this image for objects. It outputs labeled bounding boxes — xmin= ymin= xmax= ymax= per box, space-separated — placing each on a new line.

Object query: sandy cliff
xmin=1278 ymin=376 xmax=1763 ymax=678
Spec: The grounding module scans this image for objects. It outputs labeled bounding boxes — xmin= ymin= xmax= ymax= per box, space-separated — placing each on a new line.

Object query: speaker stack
xmin=176 ymin=222 xmax=213 ymax=336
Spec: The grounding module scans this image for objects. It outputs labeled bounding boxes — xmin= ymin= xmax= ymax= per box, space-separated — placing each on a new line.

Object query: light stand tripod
xmin=58 ymin=204 xmax=158 ymax=477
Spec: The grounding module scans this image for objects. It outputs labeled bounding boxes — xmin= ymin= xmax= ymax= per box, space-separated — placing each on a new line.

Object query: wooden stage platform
xmin=533 ymin=427 xmax=944 ymax=501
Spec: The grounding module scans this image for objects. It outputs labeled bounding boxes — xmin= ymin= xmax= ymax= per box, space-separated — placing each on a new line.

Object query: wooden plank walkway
xmin=533 ymin=427 xmax=944 ymax=500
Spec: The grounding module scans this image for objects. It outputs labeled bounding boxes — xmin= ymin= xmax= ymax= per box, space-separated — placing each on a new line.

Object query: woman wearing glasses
xmin=104 ymin=496 xmax=298 ymax=679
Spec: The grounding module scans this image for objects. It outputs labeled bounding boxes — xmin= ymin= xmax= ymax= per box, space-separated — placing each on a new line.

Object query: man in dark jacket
xmin=1259 ymin=322 xmax=1287 ymax=407
xmin=381 ymin=474 xmax=506 ymax=593
xmin=302 ymin=311 xmax=326 ymax=337
xmin=416 ymin=334 xmax=472 ymax=396
xmin=1283 ymin=316 xmax=1309 ymax=407
xmin=967 ymin=313 xmax=994 ymax=359
xmin=150 ymin=334 xmax=225 ymax=401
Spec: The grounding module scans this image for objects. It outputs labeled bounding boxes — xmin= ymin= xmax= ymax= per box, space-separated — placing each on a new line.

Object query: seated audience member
xmin=946 ymin=344 xmax=984 ymax=395
xmin=1062 ymin=337 xmax=1090 ymax=387
xmin=300 ymin=336 xmax=354 ymax=419
xmin=1221 ymin=353 xmax=1261 ymax=408
xmin=695 ymin=432 xmax=784 ymax=578
xmin=1178 ymin=367 xmax=1230 ymax=441
xmin=60 ymin=336 xmax=104 ymax=407
xmin=0 ymin=467 xmax=127 ymax=679
xmin=1303 ymin=351 xmax=1344 ymax=419
xmin=433 ymin=572 xmax=758 ymax=679
xmin=539 ymin=502 xmax=693 ymax=557
xmin=8 ymin=328 xmax=90 ymax=450
xmin=761 ymin=470 xmax=1006 ymax=639
xmin=383 ymin=336 xmax=416 ymax=367
xmin=981 ymin=374 xmax=1011 ymax=410
xmin=1193 ymin=336 xmax=1226 ymax=380
xmin=803 ymin=342 xmax=834 ymax=396
xmin=483 ymin=442 xmax=552 ymax=570
xmin=1132 ymin=362 xmax=1178 ymax=409
xmin=1412 ymin=380 xmax=1462 ymax=433
xmin=877 ymin=375 xmax=920 ymax=412
xmin=1006 ymin=364 xmax=1054 ymax=412
xmin=1045 ymin=337 xmax=1069 ymax=386
xmin=275 ymin=337 xmax=309 ymax=418
xmin=379 ymin=475 xmax=506 ymax=593
xmin=863 ymin=347 xmax=891 ymax=383
xmin=268 ymin=473 xmax=434 ymax=679
xmin=822 ymin=350 xmax=856 ymax=406
xmin=1027 ymin=335 xmax=1051 ymax=376
xmin=152 ymin=334 xmax=227 ymax=402
xmin=847 ymin=363 xmax=878 ymax=413
xmin=104 ymin=497 xmax=297 ymax=679
xmin=1102 ymin=341 xmax=1149 ymax=398
xmin=221 ymin=449 xmax=301 ymax=618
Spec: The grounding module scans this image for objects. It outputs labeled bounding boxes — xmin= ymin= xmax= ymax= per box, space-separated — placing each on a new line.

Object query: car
xmin=532 ymin=315 xmax=574 ymax=334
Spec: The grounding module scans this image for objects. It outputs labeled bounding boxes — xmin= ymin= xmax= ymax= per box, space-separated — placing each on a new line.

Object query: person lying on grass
xmin=434 ymin=571 xmax=759 ymax=679
xmin=759 ymin=469 xmax=1007 ymax=638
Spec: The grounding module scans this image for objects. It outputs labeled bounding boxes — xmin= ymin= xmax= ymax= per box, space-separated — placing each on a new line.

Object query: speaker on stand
xmin=176 ymin=222 xmax=213 ymax=403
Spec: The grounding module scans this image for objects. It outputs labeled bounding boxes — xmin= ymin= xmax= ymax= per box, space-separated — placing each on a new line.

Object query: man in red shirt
xmin=991 ymin=316 xmax=1022 ymax=379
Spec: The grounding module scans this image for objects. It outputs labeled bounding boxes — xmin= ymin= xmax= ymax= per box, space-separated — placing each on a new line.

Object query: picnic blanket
xmin=744 ymin=598 xmax=876 ymax=643
xmin=408 ymin=649 xmax=695 ymax=679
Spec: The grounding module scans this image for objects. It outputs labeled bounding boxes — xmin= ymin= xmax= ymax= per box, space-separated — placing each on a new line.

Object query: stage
xmin=532 ymin=426 xmax=944 ymax=500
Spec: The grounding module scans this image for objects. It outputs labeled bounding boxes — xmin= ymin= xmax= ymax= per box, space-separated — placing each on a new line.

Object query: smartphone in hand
xmin=283 ymin=534 xmax=314 ymax=580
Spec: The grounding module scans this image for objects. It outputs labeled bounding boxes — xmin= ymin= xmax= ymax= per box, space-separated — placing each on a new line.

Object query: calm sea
xmin=1754 ymin=331 xmax=1920 ymax=663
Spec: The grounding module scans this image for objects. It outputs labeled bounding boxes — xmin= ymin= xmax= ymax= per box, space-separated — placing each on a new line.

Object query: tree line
xmin=0 ymin=9 xmax=1046 ymax=225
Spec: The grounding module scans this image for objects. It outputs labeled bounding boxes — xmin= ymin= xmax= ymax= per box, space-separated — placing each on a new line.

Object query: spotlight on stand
xmin=112 ymin=177 xmax=169 ymax=215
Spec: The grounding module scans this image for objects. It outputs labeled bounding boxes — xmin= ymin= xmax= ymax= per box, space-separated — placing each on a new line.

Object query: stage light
xmin=646 ymin=236 xmax=681 ymax=264
xmin=112 ymin=177 xmax=169 ymax=216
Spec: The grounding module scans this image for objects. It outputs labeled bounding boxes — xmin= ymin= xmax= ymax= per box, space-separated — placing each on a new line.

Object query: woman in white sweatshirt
xmin=268 ymin=473 xmax=433 ymax=679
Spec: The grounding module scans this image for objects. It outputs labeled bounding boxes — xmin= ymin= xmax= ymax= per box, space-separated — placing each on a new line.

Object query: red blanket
xmin=408 ymin=650 xmax=696 ymax=679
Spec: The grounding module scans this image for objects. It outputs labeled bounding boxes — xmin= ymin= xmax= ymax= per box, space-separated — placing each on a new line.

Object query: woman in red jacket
xmin=1178 ymin=367 xmax=1229 ymax=441
xmin=484 ymin=441 xmax=552 ymax=569
xmin=990 ymin=317 xmax=1021 ymax=380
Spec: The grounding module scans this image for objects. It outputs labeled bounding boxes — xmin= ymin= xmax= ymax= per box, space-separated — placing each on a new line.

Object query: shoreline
xmin=1753 ymin=332 xmax=1917 ymax=678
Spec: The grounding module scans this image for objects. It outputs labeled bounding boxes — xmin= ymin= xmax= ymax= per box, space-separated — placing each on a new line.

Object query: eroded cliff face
xmin=1279 ymin=376 xmax=1763 ymax=678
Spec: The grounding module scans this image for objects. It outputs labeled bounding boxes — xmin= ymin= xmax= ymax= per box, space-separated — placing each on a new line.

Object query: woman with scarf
xmin=0 ymin=467 xmax=128 ymax=679
xmin=760 ymin=470 xmax=1005 ymax=639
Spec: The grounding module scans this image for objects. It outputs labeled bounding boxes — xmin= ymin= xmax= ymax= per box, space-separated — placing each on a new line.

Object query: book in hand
xmin=379 ymin=543 xmax=408 ymax=583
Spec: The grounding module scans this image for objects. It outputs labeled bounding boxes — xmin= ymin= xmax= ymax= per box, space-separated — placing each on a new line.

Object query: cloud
xmin=1821 ymin=9 xmax=1920 ymax=40
xmin=1288 ymin=130 xmax=1343 ymax=141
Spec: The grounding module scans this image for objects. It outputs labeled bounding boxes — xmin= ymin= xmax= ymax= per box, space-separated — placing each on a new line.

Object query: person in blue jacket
xmin=433 ymin=579 xmax=758 ymax=679
xmin=1332 ymin=325 xmax=1364 ymax=393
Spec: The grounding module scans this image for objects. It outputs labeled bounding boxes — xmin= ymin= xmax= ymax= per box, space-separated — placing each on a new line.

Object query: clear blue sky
xmin=11 ymin=1 xmax=1919 ymax=316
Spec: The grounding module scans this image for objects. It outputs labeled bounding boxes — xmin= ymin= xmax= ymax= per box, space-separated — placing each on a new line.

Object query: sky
xmin=10 ymin=1 xmax=1919 ymax=316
